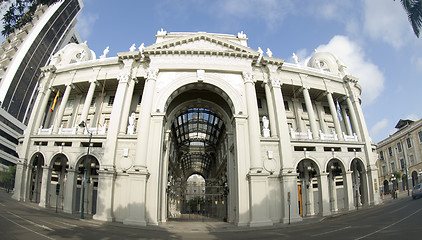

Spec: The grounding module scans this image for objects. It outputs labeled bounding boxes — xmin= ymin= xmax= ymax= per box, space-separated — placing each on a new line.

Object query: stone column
xmin=242 ymin=72 xmax=262 ymax=171
xmin=302 ymin=87 xmax=318 ymax=139
xmin=341 ymin=107 xmax=352 ymax=135
xmin=38 ymin=166 xmax=50 ymax=208
xmin=326 ymin=91 xmax=343 ymax=140
xmin=93 ymin=170 xmax=116 ymax=222
xmin=346 ymin=96 xmax=361 ymax=141
xmin=280 ymin=172 xmax=302 ymax=223
xmin=119 ymin=78 xmax=137 ymax=134
xmin=33 ymin=86 xmax=52 ymax=133
xmin=123 ymin=171 xmax=148 ymax=226
xmin=134 ymin=68 xmax=159 ymax=170
xmin=329 ymin=172 xmax=338 ymax=212
xmin=292 ymin=99 xmax=305 ymax=132
xmin=53 ymin=82 xmax=73 ymax=134
xmin=78 ymin=79 xmax=97 ymax=133
xmin=319 ymin=173 xmax=331 ymax=216
xmin=263 ymin=80 xmax=277 ymax=137
xmin=63 ymin=169 xmax=76 ymax=213
xmin=12 ymin=161 xmax=26 ymax=201
xmin=315 ymin=102 xmax=328 ymax=134
xmin=344 ymin=171 xmax=355 ymax=211
xmin=102 ymin=68 xmax=133 ymax=168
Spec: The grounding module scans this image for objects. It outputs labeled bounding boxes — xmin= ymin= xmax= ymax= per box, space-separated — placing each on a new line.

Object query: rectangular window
xmin=391 ymin=162 xmax=395 ymax=172
xmin=324 ymin=106 xmax=331 ymax=115
xmin=406 ymin=138 xmax=412 ymax=148
xmin=380 ymin=151 xmax=384 ymax=160
xmin=397 ymin=142 xmax=402 ymax=152
xmin=410 ymin=155 xmax=415 ymax=166
xmin=400 ymin=159 xmax=405 ymax=170
xmin=382 ymin=166 xmax=386 ymax=176
xmin=302 ymin=103 xmax=307 ymax=112
xmin=138 ymin=95 xmax=142 ymax=105
xmin=388 ymin=147 xmax=392 ymax=156
xmin=284 ymin=101 xmax=289 ymax=111
xmin=418 ymin=131 xmax=422 ymax=142
xmin=108 ymin=96 xmax=115 ymax=106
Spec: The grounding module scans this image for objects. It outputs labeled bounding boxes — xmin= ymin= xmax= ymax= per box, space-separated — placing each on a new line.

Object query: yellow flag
xmin=50 ymin=90 xmax=59 ymax=112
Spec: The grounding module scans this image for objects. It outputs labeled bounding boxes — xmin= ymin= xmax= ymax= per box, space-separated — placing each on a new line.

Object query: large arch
xmin=296 ymin=158 xmax=321 ymax=217
xmin=75 ymin=154 xmax=100 ymax=215
xmin=350 ymin=158 xmax=368 ymax=208
xmin=160 ymin=82 xmax=236 ymax=223
xmin=325 ymin=158 xmax=347 ymax=212
xmin=27 ymin=152 xmax=45 ymax=203
xmin=48 ymin=153 xmax=69 ymax=210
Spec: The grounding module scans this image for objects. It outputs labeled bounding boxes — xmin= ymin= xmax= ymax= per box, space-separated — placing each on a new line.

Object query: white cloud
xmin=314 ymin=35 xmax=385 ymax=104
xmin=75 ymin=12 xmax=99 ymax=40
xmin=370 ymin=118 xmax=388 ymax=140
xmin=213 ymin=0 xmax=294 ymax=28
xmin=363 ymin=0 xmax=412 ymax=48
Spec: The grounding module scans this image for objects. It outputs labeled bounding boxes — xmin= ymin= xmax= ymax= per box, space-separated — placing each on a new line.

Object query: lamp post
xmin=400 ymin=138 xmax=410 ymax=196
xmin=79 ymin=121 xmax=92 ymax=219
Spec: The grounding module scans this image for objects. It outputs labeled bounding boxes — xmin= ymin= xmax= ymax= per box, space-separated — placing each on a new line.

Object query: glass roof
xmin=172 ymin=108 xmax=224 ymax=175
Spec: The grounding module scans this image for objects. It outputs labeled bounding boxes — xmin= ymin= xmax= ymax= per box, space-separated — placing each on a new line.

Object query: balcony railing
xmin=37 ymin=124 xmax=107 ymax=135
xmin=290 ymin=128 xmax=312 ymax=139
xmin=320 ymin=130 xmax=338 ymax=140
xmin=343 ymin=132 xmax=358 ymax=142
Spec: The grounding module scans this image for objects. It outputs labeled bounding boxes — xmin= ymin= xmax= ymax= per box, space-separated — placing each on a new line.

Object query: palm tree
xmin=397 ymin=0 xmax=422 ymax=38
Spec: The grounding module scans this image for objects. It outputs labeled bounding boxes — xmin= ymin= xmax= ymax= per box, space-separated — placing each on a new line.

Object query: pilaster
xmin=63 ymin=169 xmax=76 ymax=213
xmin=302 ymin=86 xmax=318 ymax=139
xmin=93 ymin=169 xmax=116 ymax=222
xmin=123 ymin=171 xmax=149 ymax=226
xmin=319 ymin=173 xmax=331 ymax=216
xmin=248 ymin=172 xmax=272 ymax=227
xmin=38 ymin=166 xmax=50 ymax=208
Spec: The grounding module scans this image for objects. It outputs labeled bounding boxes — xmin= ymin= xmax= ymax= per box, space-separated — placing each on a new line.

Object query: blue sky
xmin=74 ymin=0 xmax=422 ymax=143
xmin=4 ymin=0 xmax=422 ymax=143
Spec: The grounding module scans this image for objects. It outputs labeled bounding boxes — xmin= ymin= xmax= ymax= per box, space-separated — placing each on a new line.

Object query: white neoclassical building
xmin=13 ymin=30 xmax=381 ymax=227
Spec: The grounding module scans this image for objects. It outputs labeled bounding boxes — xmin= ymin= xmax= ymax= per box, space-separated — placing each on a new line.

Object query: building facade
xmin=13 ymin=31 xmax=381 ymax=227
xmin=376 ymin=119 xmax=422 ymax=194
xmin=0 ymin=0 xmax=82 ymax=169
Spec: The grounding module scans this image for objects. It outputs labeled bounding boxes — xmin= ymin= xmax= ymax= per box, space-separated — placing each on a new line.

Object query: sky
xmin=3 ymin=0 xmax=421 ymax=143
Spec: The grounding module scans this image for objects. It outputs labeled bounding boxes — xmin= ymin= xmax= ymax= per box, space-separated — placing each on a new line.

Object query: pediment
xmin=145 ymin=33 xmax=257 ymax=55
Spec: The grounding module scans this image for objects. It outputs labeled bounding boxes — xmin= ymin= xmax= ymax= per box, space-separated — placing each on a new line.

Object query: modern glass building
xmin=0 ymin=0 xmax=83 ymax=168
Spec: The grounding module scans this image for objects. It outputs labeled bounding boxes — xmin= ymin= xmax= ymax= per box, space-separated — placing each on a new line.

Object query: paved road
xmin=0 ymin=190 xmax=420 ymax=240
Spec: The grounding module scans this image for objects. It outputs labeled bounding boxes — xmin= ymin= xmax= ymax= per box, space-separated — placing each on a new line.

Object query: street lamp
xmin=79 ymin=121 xmax=92 ymax=219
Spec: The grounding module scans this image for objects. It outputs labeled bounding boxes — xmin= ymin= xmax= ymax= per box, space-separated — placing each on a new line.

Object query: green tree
xmin=396 ymin=0 xmax=422 ymax=38
xmin=0 ymin=165 xmax=16 ymax=192
xmin=1 ymin=0 xmax=60 ymax=36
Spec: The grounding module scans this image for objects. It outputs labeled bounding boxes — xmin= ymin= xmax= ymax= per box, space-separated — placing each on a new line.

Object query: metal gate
xmin=168 ymin=186 xmax=228 ymax=222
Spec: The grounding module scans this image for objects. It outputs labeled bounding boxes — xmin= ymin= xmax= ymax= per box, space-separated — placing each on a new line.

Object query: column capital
xmin=301 ymin=85 xmax=310 ymax=91
xmin=118 ymin=73 xmax=130 ymax=83
xmin=147 ymin=68 xmax=159 ymax=81
xmin=269 ymin=77 xmax=281 ymax=88
xmin=242 ymin=71 xmax=255 ymax=84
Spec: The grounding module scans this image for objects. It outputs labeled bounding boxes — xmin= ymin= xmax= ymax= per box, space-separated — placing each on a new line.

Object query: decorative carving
xmin=129 ymin=44 xmax=136 ymax=52
xmin=118 ymin=73 xmax=129 ymax=83
xmin=266 ymin=48 xmax=272 ymax=57
xmin=269 ymin=77 xmax=281 ymax=88
xmin=147 ymin=68 xmax=159 ymax=80
xmin=242 ymin=71 xmax=255 ymax=84
xmin=292 ymin=53 xmax=299 ymax=64
xmin=157 ymin=28 xmax=167 ymax=36
xmin=197 ymin=69 xmax=205 ymax=82
xmin=237 ymin=31 xmax=247 ymax=38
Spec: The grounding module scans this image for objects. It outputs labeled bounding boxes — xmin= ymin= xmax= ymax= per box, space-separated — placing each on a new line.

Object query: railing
xmin=58 ymin=125 xmax=77 ymax=135
xmin=38 ymin=126 xmax=53 ymax=135
xmin=320 ymin=130 xmax=338 ymax=140
xmin=84 ymin=124 xmax=107 ymax=135
xmin=343 ymin=132 xmax=358 ymax=142
xmin=290 ymin=128 xmax=312 ymax=139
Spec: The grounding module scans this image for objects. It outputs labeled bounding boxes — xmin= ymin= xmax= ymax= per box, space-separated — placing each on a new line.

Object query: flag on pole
xmin=336 ymin=100 xmax=343 ymax=121
xmin=50 ymin=90 xmax=60 ymax=112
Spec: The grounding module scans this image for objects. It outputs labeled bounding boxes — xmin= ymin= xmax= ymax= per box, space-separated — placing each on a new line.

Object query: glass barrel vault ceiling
xmin=171 ymin=108 xmax=225 ymax=176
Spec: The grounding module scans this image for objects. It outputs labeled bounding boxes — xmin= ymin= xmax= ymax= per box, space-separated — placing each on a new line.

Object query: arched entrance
xmin=162 ymin=84 xmax=234 ymax=222
xmin=296 ymin=159 xmax=320 ymax=217
xmin=326 ymin=159 xmax=346 ymax=212
xmin=350 ymin=159 xmax=367 ymax=208
xmin=412 ymin=171 xmax=419 ymax=187
xmin=49 ymin=154 xmax=69 ymax=210
xmin=75 ymin=155 xmax=100 ymax=215
xmin=28 ymin=153 xmax=44 ymax=203
xmin=383 ymin=180 xmax=390 ymax=194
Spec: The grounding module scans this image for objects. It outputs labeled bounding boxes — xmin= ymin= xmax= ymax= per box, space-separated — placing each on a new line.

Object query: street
xmin=0 ymin=190 xmax=420 ymax=240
